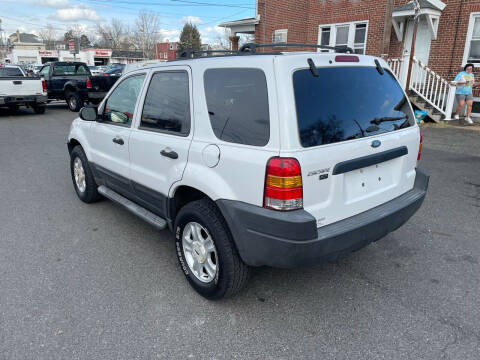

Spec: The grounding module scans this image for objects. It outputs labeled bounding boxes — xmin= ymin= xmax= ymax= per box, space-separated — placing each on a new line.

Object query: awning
xmin=218 ymin=16 xmax=260 ymax=35
xmin=392 ymin=0 xmax=446 ymax=41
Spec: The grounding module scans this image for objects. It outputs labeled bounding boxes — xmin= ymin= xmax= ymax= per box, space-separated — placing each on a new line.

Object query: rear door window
xmin=293 ymin=66 xmax=414 ymax=148
xmin=204 ymin=68 xmax=270 ymax=146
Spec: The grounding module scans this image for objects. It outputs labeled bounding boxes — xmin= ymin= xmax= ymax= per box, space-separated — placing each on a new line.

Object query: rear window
xmin=204 ymin=68 xmax=270 ymax=147
xmin=293 ymin=66 xmax=414 ymax=148
xmin=0 ymin=68 xmax=23 ymax=77
xmin=52 ymin=64 xmax=90 ymax=76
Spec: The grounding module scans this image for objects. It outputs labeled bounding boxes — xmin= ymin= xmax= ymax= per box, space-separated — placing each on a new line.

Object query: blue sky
xmin=1 ymin=0 xmax=256 ymax=43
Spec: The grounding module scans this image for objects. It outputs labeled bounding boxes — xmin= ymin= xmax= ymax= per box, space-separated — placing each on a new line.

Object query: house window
xmin=464 ymin=13 xmax=480 ymax=64
xmin=169 ymin=43 xmax=174 ymax=50
xmin=318 ymin=21 xmax=368 ymax=54
xmin=272 ymin=29 xmax=288 ymax=43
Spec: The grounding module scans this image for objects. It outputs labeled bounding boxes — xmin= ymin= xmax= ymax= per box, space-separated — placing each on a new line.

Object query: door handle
xmin=160 ymin=148 xmax=178 ymax=159
xmin=112 ymin=137 xmax=124 ymax=145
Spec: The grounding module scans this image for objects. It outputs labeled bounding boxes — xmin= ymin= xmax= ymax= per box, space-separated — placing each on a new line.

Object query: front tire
xmin=70 ymin=145 xmax=101 ymax=203
xmin=174 ymin=199 xmax=250 ymax=300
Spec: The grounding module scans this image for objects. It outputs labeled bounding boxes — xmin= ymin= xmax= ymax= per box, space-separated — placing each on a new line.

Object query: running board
xmin=98 ymin=185 xmax=167 ymax=230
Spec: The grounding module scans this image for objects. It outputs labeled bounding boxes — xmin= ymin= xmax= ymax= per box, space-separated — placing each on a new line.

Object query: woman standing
xmin=454 ymin=63 xmax=476 ymax=124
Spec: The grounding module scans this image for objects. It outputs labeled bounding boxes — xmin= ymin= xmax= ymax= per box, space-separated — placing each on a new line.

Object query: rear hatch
xmin=275 ymin=54 xmax=420 ymax=228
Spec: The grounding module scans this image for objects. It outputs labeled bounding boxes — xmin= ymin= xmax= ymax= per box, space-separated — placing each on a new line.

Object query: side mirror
xmin=79 ymin=106 xmax=97 ymax=121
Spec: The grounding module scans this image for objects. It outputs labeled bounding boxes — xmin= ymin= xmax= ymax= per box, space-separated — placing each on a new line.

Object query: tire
xmin=70 ymin=145 xmax=101 ymax=203
xmin=32 ymin=105 xmax=46 ymax=114
xmin=174 ymin=198 xmax=250 ymax=300
xmin=66 ymin=91 xmax=83 ymax=112
xmin=8 ymin=105 xmax=19 ymax=112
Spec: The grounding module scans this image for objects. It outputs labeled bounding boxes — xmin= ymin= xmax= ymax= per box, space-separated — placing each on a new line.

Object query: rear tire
xmin=66 ymin=91 xmax=83 ymax=112
xmin=8 ymin=105 xmax=19 ymax=112
xmin=174 ymin=198 xmax=250 ymax=300
xmin=70 ymin=145 xmax=101 ymax=203
xmin=33 ymin=105 xmax=46 ymax=114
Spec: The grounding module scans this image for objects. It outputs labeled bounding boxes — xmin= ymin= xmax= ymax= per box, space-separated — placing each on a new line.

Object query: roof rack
xmin=178 ymin=49 xmax=240 ymax=59
xmin=176 ymin=42 xmax=354 ymax=60
xmin=239 ymin=43 xmax=354 ymax=54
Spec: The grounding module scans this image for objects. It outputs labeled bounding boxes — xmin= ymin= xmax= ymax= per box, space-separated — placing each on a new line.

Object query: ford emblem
xmin=371 ymin=140 xmax=381 ymax=148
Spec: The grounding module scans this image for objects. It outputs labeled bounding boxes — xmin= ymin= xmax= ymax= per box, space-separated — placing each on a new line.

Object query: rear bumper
xmin=0 ymin=94 xmax=47 ymax=106
xmin=217 ymin=168 xmax=429 ymax=268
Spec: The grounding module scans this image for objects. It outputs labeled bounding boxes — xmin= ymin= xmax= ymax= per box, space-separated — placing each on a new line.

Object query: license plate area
xmin=343 ymin=159 xmax=399 ymax=204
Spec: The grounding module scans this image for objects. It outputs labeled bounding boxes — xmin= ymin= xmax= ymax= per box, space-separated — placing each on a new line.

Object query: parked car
xmin=39 ymin=61 xmax=120 ymax=111
xmin=33 ymin=65 xmax=43 ymax=74
xmin=0 ymin=65 xmax=47 ymax=113
xmin=103 ymin=64 xmax=125 ymax=77
xmin=67 ymin=45 xmax=429 ymax=299
xmin=88 ymin=66 xmax=102 ymax=76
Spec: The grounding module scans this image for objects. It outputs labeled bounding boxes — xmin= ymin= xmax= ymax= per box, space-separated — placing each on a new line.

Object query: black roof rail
xmin=178 ymin=49 xmax=239 ymax=59
xmin=175 ymin=43 xmax=354 ymax=60
xmin=239 ymin=43 xmax=354 ymax=54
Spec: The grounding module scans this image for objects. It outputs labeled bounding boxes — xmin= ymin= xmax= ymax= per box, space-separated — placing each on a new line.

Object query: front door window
xmin=103 ymin=74 xmax=146 ymax=127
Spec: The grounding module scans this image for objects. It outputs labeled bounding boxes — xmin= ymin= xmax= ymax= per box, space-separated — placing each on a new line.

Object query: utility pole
xmin=405 ymin=0 xmax=421 ymax=92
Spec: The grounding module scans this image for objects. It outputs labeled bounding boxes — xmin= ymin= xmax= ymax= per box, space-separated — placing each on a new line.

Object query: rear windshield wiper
xmin=370 ymin=115 xmax=408 ymax=125
xmin=307 ymin=58 xmax=319 ymax=77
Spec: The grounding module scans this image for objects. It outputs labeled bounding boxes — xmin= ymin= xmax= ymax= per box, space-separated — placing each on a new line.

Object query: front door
xmin=88 ymin=73 xmax=147 ymax=196
xmin=404 ymin=16 xmax=432 ymax=66
xmin=129 ymin=67 xmax=193 ymax=217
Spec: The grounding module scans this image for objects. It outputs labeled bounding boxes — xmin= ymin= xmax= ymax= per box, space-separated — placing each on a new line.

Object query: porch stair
xmin=409 ymin=93 xmax=443 ymax=123
xmin=387 ymin=56 xmax=456 ymax=123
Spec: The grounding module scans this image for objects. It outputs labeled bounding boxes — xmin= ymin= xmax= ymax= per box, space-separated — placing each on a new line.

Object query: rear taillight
xmin=41 ymin=79 xmax=47 ymax=93
xmin=417 ymin=130 xmax=423 ymax=161
xmin=86 ymin=78 xmax=92 ymax=89
xmin=104 ymin=73 xmax=108 ymax=76
xmin=264 ymin=157 xmax=303 ymax=211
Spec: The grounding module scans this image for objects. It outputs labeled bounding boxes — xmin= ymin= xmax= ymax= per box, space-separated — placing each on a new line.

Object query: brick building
xmin=153 ymin=42 xmax=178 ymax=61
xmin=222 ymin=0 xmax=479 ymax=83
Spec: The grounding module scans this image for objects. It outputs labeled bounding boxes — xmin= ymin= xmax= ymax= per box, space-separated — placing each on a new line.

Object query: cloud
xmin=180 ymin=16 xmax=203 ymax=25
xmin=50 ymin=6 xmax=101 ymax=22
xmin=159 ymin=29 xmax=180 ymax=42
xmin=200 ymin=26 xmax=227 ymax=43
xmin=35 ymin=0 xmax=72 ymax=7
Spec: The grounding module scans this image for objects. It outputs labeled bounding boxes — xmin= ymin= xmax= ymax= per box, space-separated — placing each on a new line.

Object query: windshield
xmin=293 ymin=66 xmax=414 ymax=148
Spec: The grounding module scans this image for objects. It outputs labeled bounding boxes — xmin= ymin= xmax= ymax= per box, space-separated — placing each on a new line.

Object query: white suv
xmin=67 ymin=46 xmax=429 ymax=299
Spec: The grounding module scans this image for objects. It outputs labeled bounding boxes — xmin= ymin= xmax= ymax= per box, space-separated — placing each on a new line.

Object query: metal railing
xmin=386 ymin=58 xmax=403 ymax=79
xmin=387 ymin=55 xmax=456 ymax=120
xmin=409 ymin=58 xmax=456 ymax=119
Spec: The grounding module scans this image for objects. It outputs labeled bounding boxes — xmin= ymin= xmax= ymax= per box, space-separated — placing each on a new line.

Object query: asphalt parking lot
xmin=1 ymin=104 xmax=479 ymax=359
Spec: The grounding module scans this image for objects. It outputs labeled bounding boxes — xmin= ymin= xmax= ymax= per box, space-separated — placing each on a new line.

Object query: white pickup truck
xmin=0 ymin=65 xmax=47 ymax=114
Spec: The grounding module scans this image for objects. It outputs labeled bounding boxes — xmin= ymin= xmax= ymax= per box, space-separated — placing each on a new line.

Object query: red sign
xmin=94 ymin=50 xmax=110 ymax=56
xmin=39 ymin=51 xmax=58 ymax=57
xmin=69 ymin=40 xmax=75 ymax=53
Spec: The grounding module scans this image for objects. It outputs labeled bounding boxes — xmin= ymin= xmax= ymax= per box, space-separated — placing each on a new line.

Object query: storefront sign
xmin=94 ymin=50 xmax=111 ymax=56
xmin=39 ymin=51 xmax=58 ymax=57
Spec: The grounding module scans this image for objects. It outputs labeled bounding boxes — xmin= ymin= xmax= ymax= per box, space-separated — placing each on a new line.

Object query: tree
xmin=178 ymin=23 xmax=201 ymax=53
xmin=80 ymin=34 xmax=91 ymax=49
xmin=96 ymin=19 xmax=124 ymax=49
xmin=132 ymin=11 xmax=161 ymax=59
xmin=38 ymin=24 xmax=57 ymax=49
